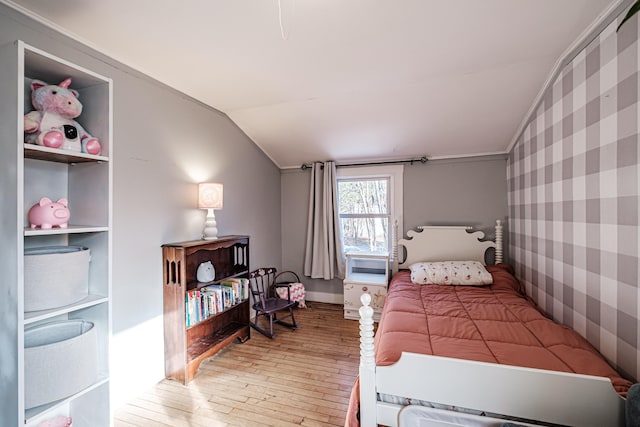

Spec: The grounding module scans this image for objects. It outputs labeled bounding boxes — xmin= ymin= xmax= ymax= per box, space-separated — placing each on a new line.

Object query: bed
xmin=349 ymin=220 xmax=632 ymax=427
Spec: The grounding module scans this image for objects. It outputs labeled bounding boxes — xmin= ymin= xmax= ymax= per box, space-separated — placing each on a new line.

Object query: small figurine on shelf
xmin=24 ymin=77 xmax=101 ymax=155
xmin=28 ymin=197 xmax=70 ymax=229
xmin=196 ymin=261 xmax=216 ymax=283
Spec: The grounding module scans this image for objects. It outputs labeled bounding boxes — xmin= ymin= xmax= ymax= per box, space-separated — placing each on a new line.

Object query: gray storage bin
xmin=24 ymin=320 xmax=98 ymax=409
xmin=24 ymin=246 xmax=90 ymax=312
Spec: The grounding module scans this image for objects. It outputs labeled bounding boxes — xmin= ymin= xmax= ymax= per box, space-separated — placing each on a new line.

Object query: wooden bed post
xmin=495 ymin=219 xmax=503 ymax=264
xmin=359 ymin=294 xmax=376 ymax=427
xmin=391 ymin=220 xmax=399 ymax=276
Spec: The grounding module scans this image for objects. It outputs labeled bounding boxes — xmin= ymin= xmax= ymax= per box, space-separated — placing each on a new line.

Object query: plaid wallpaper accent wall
xmin=507 ymin=15 xmax=639 ymax=381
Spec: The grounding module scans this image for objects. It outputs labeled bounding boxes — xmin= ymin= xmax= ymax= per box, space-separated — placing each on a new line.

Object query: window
xmin=338 ymin=178 xmax=390 ymax=253
xmin=337 ymin=165 xmax=403 ymax=255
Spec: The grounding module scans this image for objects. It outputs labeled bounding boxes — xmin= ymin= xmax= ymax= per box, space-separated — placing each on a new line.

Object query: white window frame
xmin=336 ymin=164 xmax=404 ymax=256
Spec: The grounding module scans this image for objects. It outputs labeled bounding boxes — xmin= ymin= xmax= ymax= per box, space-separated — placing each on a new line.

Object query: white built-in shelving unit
xmin=0 ymin=40 xmax=113 ymax=426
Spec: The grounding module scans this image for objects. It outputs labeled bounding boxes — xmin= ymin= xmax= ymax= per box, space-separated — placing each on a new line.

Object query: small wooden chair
xmin=248 ymin=267 xmax=298 ymax=339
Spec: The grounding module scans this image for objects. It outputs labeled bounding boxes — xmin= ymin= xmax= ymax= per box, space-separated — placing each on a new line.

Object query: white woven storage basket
xmin=24 ymin=246 xmax=90 ymax=312
xmin=24 ymin=320 xmax=98 ymax=409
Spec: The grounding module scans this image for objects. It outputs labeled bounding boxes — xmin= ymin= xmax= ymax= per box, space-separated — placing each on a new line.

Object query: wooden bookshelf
xmin=162 ymin=236 xmax=250 ymax=384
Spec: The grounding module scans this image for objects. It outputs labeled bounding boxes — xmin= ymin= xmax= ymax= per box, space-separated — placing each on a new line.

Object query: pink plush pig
xmin=28 ymin=197 xmax=70 ymax=229
xmin=24 ymin=78 xmax=101 ymax=155
xmin=37 ymin=416 xmax=72 ymax=427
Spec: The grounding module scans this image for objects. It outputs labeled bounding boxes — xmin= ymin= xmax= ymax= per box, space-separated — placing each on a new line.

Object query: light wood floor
xmin=114 ymin=303 xmax=360 ymax=427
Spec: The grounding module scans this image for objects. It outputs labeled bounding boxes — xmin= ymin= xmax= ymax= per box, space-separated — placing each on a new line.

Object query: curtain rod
xmin=300 ymin=156 xmax=428 ymax=170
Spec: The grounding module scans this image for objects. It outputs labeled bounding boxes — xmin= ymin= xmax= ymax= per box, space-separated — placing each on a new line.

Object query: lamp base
xmin=203 ymin=208 xmax=219 ymax=240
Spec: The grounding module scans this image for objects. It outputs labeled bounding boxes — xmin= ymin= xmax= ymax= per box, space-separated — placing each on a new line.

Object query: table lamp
xmin=198 ymin=182 xmax=223 ymax=240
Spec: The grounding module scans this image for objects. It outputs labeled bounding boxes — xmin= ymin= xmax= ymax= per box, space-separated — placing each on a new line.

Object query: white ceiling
xmin=6 ymin=0 xmax=617 ymax=168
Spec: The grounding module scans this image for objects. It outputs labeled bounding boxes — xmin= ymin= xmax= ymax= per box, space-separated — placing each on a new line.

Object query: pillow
xmin=275 ymin=282 xmax=307 ymax=308
xmin=409 ymin=261 xmax=493 ymax=286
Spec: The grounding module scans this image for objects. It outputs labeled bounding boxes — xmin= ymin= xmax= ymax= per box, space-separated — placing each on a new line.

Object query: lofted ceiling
xmin=5 ymin=0 xmax=618 ymax=168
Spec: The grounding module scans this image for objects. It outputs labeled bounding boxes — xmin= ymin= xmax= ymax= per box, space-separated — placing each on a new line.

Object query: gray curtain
xmin=303 ymin=161 xmax=345 ymax=280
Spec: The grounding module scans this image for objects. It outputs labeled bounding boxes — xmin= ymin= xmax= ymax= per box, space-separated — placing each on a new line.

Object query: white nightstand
xmin=343 ymin=252 xmax=389 ymax=321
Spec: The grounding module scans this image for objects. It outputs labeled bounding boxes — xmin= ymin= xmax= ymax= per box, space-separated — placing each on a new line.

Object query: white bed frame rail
xmin=359 ymin=220 xmax=626 ymax=427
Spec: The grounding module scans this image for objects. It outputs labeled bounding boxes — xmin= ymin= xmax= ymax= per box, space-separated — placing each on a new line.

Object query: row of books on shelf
xmin=186 ymin=278 xmax=250 ymax=327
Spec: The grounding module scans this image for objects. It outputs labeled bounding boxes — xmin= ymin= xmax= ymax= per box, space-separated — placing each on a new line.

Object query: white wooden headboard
xmin=392 ymin=220 xmax=503 ymax=274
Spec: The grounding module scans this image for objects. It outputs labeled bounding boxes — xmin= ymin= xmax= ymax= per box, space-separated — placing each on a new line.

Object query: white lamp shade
xmin=198 ymin=182 xmax=223 ymax=210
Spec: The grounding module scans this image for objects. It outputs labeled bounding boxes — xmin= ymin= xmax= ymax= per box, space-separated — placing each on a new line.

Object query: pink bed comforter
xmin=345 ymin=264 xmax=631 ymax=426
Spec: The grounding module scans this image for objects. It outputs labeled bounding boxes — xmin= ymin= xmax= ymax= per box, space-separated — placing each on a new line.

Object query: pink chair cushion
xmin=276 ymin=282 xmax=306 ymax=308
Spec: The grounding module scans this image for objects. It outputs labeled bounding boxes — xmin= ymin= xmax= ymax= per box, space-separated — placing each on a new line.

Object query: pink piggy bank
xmin=28 ymin=197 xmax=70 ymax=229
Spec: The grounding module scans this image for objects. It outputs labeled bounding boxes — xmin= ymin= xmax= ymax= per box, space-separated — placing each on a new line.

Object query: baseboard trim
xmin=305 ymin=290 xmax=343 ymax=305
